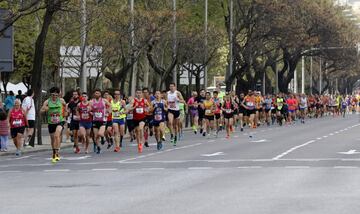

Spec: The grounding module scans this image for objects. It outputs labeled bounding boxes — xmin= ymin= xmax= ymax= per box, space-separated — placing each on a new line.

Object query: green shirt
xmin=47 ymin=98 xmax=64 ymax=124
xmin=179 ymin=103 xmax=185 ymax=115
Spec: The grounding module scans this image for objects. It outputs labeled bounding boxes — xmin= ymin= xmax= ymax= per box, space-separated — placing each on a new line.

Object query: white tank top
xmin=167 ymin=91 xmax=179 ymax=111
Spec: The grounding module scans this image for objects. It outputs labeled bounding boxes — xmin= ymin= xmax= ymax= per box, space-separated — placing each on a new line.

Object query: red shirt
xmin=133 ymin=98 xmax=146 ymax=121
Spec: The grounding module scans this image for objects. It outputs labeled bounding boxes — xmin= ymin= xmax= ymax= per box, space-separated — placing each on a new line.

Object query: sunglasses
xmin=51 ymin=93 xmax=59 ymax=96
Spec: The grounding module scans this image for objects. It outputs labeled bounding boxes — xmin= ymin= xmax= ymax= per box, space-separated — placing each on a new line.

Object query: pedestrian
xmin=0 ymin=107 xmax=9 ymax=152
xmin=41 ymin=87 xmax=66 ymax=163
xmin=4 ymin=90 xmax=15 ymax=112
xmin=16 ymin=90 xmax=24 ymax=102
xmin=22 ymin=89 xmax=35 ymax=147
xmin=9 ymin=99 xmax=27 ymax=156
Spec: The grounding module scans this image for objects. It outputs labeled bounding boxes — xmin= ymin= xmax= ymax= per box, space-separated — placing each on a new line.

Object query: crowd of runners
xmin=0 ymin=83 xmax=359 ymax=163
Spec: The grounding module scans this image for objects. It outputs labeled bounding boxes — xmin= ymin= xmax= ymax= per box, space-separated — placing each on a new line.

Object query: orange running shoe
xmin=114 ymin=146 xmax=120 ymax=152
xmin=138 ymin=143 xmax=143 ymax=153
xmin=226 ymin=134 xmax=230 ymax=139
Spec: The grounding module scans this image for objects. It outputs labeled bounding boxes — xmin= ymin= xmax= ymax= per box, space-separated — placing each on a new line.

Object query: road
xmin=1 ymin=115 xmax=360 ymax=214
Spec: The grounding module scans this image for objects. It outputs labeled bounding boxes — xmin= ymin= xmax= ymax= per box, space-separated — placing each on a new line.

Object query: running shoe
xmin=74 ymin=146 xmax=80 ymax=154
xmin=114 ymin=146 xmax=120 ymax=152
xmin=144 ymin=142 xmax=149 ymax=147
xmin=150 ymin=130 xmax=153 ymax=137
xmin=173 ymin=138 xmax=177 ymax=146
xmin=15 ymin=150 xmax=21 ymax=156
xmin=107 ymin=140 xmax=113 ymax=149
xmin=96 ymin=146 xmax=101 ymax=154
xmin=165 ymin=127 xmax=170 ymax=134
xmin=93 ymin=143 xmax=97 ymax=153
xmin=157 ymin=142 xmax=163 ymax=150
xmin=51 ymin=157 xmax=57 ymax=163
xmin=101 ymin=137 xmax=105 ymax=145
xmin=138 ymin=143 xmax=143 ymax=153
xmin=170 ymin=138 xmax=175 ymax=145
xmin=226 ymin=134 xmax=230 ymax=139
xmin=200 ymin=128 xmax=203 ymax=134
xmin=162 ymin=135 xmax=166 ymax=141
xmin=55 ymin=154 xmax=60 ymax=161
xmin=240 ymin=128 xmax=244 ymax=132
xmin=202 ymin=132 xmax=206 ymax=137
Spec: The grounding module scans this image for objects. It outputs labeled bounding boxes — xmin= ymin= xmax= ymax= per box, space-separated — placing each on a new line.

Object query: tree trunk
xmin=30 ymin=1 xmax=58 ymax=146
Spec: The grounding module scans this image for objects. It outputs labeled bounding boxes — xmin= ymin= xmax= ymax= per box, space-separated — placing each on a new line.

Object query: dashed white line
xmin=237 ymin=166 xmax=262 ymax=169
xmin=323 ymin=136 xmax=328 ymax=138
xmin=207 ymin=160 xmax=233 ymax=163
xmin=334 ymin=166 xmax=358 ymax=169
xmin=44 ymin=169 xmax=70 ymax=172
xmin=285 ymin=166 xmax=310 ymax=169
xmin=329 ymin=133 xmax=334 ymax=136
xmin=141 ymin=168 xmax=165 ymax=170
xmin=0 ymin=170 xmax=21 ymax=173
xmin=91 ymin=168 xmax=117 ymax=171
xmin=317 ymin=138 xmax=322 ymax=140
xmin=188 ymin=167 xmax=213 ymax=170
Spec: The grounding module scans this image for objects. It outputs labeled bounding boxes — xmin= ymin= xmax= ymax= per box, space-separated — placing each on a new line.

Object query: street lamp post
xmin=319 ymin=57 xmax=322 ymax=94
xmin=80 ymin=0 xmax=87 ymax=93
xmin=310 ymin=56 xmax=313 ymax=95
xmin=226 ymin=0 xmax=234 ymax=91
xmin=130 ymin=0 xmax=137 ymax=96
xmin=204 ymin=0 xmax=208 ymax=89
xmin=172 ymin=0 xmax=177 ymax=85
xmin=301 ymin=56 xmax=305 ymax=94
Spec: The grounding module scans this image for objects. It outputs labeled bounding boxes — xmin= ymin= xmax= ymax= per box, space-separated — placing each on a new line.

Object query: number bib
xmin=82 ymin=113 xmax=89 ymax=119
xmin=135 ymin=108 xmax=144 ymax=114
xmin=154 ymin=114 xmax=162 ymax=121
xmin=225 ymin=109 xmax=232 ymax=114
xmin=94 ymin=112 xmax=103 ymax=119
xmin=12 ymin=119 xmax=22 ymax=127
xmin=73 ymin=115 xmax=80 ymax=121
xmin=113 ymin=111 xmax=120 ymax=117
xmin=127 ymin=114 xmax=133 ymax=120
xmin=169 ymin=102 xmax=176 ymax=109
xmin=205 ymin=109 xmax=212 ymax=115
xmin=51 ymin=114 xmax=60 ymax=123
xmin=247 ymin=102 xmax=254 ymax=107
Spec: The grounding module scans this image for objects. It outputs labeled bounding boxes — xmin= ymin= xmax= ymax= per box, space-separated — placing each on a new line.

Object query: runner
xmin=151 ymin=91 xmax=167 ymax=150
xmin=21 ymin=89 xmax=35 ymax=147
xmin=111 ymin=89 xmax=126 ymax=152
xmin=103 ymin=90 xmax=114 ymax=149
xmin=222 ymin=93 xmax=234 ymax=139
xmin=126 ymin=97 xmax=135 ymax=143
xmin=167 ymin=83 xmax=185 ymax=145
xmin=203 ymin=91 xmax=215 ymax=138
xmin=212 ymin=91 xmax=222 ymax=135
xmin=286 ymin=94 xmax=298 ymax=124
xmin=77 ymin=92 xmax=92 ymax=154
xmin=143 ymin=88 xmax=153 ymax=148
xmin=244 ymin=91 xmax=256 ymax=129
xmin=90 ymin=89 xmax=111 ymax=154
xmin=129 ymin=89 xmax=151 ymax=153
xmin=187 ymin=91 xmax=199 ymax=134
xmin=276 ymin=94 xmax=285 ymax=126
xmin=196 ymin=89 xmax=206 ymax=135
xmin=41 ymin=87 xmax=66 ymax=163
xmin=263 ymin=95 xmax=272 ymax=126
xmin=9 ymin=99 xmax=27 ymax=156
xmin=67 ymin=90 xmax=81 ymax=153
xmin=238 ymin=93 xmax=246 ymax=131
xmin=299 ymin=94 xmax=308 ymax=123
xmin=178 ymin=101 xmax=186 ymax=140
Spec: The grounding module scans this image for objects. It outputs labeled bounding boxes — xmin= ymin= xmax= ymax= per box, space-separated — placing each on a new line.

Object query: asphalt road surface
xmin=1 ymin=115 xmax=360 ymax=214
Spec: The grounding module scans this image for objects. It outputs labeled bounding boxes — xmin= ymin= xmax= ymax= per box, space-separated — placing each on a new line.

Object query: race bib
xmin=94 ymin=112 xmax=103 ymax=119
xmin=225 ymin=109 xmax=232 ymax=114
xmin=136 ymin=108 xmax=144 ymax=114
xmin=169 ymin=102 xmax=176 ymax=109
xmin=12 ymin=119 xmax=22 ymax=127
xmin=247 ymin=102 xmax=254 ymax=107
xmin=51 ymin=114 xmax=60 ymax=123
xmin=205 ymin=109 xmax=212 ymax=115
xmin=127 ymin=114 xmax=133 ymax=120
xmin=73 ymin=115 xmax=80 ymax=121
xmin=82 ymin=113 xmax=89 ymax=119
xmin=154 ymin=114 xmax=162 ymax=121
xmin=113 ymin=111 xmax=120 ymax=117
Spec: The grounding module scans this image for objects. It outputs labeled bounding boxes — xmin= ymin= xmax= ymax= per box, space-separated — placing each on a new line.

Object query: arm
xmin=40 ymin=100 xmax=49 ymax=113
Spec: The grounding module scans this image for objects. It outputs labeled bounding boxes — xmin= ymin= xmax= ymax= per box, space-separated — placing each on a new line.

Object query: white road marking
xmin=329 ymin=133 xmax=334 ymax=136
xmin=317 ymin=138 xmax=322 ymax=140
xmin=207 ymin=160 xmax=233 ymax=163
xmin=0 ymin=170 xmax=21 ymax=173
xmin=335 ymin=131 xmax=339 ymax=134
xmin=188 ymin=167 xmax=213 ymax=170
xmin=334 ymin=166 xmax=358 ymax=169
xmin=201 ymin=152 xmax=225 ymax=157
xmin=285 ymin=166 xmax=310 ymax=169
xmin=272 ymin=140 xmax=316 ymax=160
xmin=44 ymin=169 xmax=70 ymax=172
xmin=237 ymin=166 xmax=262 ymax=169
xmin=323 ymin=136 xmax=328 ymax=138
xmin=250 ymin=139 xmax=267 ymax=143
xmin=338 ymin=150 xmax=360 ymax=155
xmin=91 ymin=168 xmax=117 ymax=171
xmin=141 ymin=168 xmax=165 ymax=170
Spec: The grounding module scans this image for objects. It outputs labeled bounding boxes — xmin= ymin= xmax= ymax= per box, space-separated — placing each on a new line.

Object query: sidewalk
xmin=0 ymin=136 xmax=73 ymax=157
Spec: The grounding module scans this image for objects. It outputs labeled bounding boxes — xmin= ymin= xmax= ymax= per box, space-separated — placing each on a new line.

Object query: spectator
xmin=0 ymin=107 xmax=9 ymax=152
xmin=16 ymin=90 xmax=24 ymax=102
xmin=4 ymin=91 xmax=15 ymax=112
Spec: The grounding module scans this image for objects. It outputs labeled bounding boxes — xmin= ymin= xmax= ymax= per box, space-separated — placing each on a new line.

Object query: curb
xmin=0 ymin=144 xmax=74 ymax=157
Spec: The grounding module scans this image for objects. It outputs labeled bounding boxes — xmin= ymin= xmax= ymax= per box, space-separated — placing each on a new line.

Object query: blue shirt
xmin=4 ymin=95 xmax=15 ymax=111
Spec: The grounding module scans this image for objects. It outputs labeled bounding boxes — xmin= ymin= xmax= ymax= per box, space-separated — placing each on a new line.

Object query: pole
xmin=310 ymin=56 xmax=313 ymax=95
xmin=301 ymin=56 xmax=305 ymax=94
xmin=275 ymin=62 xmax=278 ymax=94
xmin=130 ymin=0 xmax=136 ymax=96
xmin=319 ymin=57 xmax=322 ymax=94
xmin=204 ymin=0 xmax=208 ymax=89
xmin=294 ymin=69 xmax=297 ymax=93
xmin=262 ymin=71 xmax=266 ymax=95
xmin=80 ymin=0 xmax=87 ymax=93
xmin=226 ymin=0 xmax=233 ymax=91
xmin=172 ymin=0 xmax=177 ymax=85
